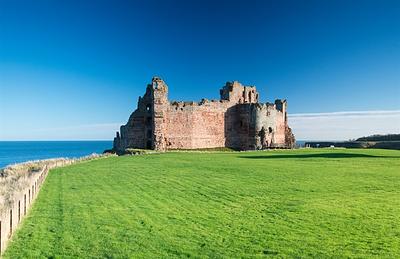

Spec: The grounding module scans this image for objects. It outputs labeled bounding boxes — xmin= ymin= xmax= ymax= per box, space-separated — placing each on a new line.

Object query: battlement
xmin=169 ymin=99 xmax=229 ymax=111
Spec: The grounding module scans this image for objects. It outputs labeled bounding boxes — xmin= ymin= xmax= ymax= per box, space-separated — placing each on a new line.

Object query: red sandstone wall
xmin=165 ymin=101 xmax=231 ymax=149
xmin=273 ymin=111 xmax=286 ymax=145
xmin=253 ymin=105 xmax=287 ymax=148
xmin=165 ymin=107 xmax=195 ymax=149
xmin=114 ymin=78 xmax=293 ymax=151
xmin=120 ymin=116 xmax=146 ymax=149
xmin=221 ymin=81 xmax=258 ymax=104
xmin=190 ymin=105 xmax=227 ymax=149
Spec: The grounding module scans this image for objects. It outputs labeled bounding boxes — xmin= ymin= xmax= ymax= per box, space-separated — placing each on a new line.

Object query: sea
xmin=0 ymin=140 xmax=307 ymax=169
xmin=0 ymin=141 xmax=113 ymax=169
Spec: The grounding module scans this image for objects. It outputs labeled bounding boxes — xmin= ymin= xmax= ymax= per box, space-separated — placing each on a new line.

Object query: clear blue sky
xmin=0 ymin=0 xmax=399 ymax=140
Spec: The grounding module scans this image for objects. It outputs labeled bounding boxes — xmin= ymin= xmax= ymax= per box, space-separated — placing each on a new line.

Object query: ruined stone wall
xmin=228 ymin=104 xmax=252 ymax=150
xmin=113 ymin=77 xmax=295 ymax=152
xmin=221 ymin=100 xmax=290 ymax=150
xmin=220 ymin=81 xmax=259 ymax=104
xmin=252 ymin=102 xmax=287 ymax=148
xmin=118 ymin=112 xmax=146 ymax=149
xmin=165 ymin=101 xmax=231 ymax=149
xmin=164 ymin=102 xmax=195 ymax=149
xmin=114 ymin=84 xmax=155 ymax=151
xmin=152 ymin=78 xmax=169 ymax=151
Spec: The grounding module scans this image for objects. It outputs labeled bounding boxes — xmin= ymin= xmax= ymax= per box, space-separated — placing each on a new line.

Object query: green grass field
xmin=4 ymin=149 xmax=400 ymax=258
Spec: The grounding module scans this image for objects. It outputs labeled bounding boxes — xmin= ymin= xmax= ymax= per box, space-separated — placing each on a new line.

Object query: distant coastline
xmin=0 ymin=141 xmax=112 ymax=168
xmin=6 ymin=139 xmax=389 ymax=169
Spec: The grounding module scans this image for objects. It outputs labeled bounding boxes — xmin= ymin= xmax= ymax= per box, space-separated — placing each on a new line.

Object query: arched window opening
xmin=248 ymin=92 xmax=252 ymax=102
xmin=268 ymin=127 xmax=273 ymax=133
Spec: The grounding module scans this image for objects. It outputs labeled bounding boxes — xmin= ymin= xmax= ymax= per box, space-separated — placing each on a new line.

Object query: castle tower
xmin=151 ymin=77 xmax=169 ymax=151
xmin=220 ymin=81 xmax=259 ymax=104
xmin=274 ymin=99 xmax=295 ymax=147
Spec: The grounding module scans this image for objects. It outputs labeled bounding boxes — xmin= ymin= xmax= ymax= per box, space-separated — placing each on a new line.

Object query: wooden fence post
xmin=9 ymin=210 xmax=12 ymax=238
xmin=18 ymin=201 xmax=21 ymax=223
xmin=0 ymin=163 xmax=54 ymax=255
xmin=24 ymin=194 xmax=26 ymax=215
xmin=0 ymin=220 xmax=2 ymax=253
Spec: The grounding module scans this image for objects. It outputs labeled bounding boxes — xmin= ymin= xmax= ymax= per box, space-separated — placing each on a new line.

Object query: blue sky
xmin=0 ymin=0 xmax=399 ymax=140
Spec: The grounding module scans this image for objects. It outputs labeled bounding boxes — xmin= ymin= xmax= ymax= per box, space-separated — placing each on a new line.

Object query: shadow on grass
xmin=239 ymin=153 xmax=398 ymax=159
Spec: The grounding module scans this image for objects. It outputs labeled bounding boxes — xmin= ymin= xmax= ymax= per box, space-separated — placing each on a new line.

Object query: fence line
xmin=0 ymin=159 xmax=74 ymax=255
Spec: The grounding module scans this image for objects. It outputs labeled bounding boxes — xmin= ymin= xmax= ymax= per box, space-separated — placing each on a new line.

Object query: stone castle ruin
xmin=113 ymin=77 xmax=295 ymax=152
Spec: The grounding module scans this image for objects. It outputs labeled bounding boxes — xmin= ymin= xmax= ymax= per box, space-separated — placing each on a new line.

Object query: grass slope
xmin=4 ymin=149 xmax=400 ymax=258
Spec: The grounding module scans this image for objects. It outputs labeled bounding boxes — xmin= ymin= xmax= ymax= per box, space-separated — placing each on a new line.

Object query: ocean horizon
xmin=0 ymin=140 xmax=315 ymax=169
xmin=0 ymin=141 xmax=113 ymax=168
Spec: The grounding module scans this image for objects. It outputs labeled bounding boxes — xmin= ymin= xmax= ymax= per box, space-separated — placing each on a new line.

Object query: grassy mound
xmin=4 ymin=149 xmax=400 ymax=258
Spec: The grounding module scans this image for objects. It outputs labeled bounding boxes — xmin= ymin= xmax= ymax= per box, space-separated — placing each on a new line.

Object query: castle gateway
xmin=113 ymin=77 xmax=295 ymax=152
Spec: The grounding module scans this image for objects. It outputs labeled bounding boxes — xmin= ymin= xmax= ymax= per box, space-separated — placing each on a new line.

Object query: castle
xmin=113 ymin=77 xmax=295 ymax=152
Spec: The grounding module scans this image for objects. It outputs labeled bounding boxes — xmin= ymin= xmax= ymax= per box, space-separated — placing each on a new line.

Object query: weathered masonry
xmin=113 ymin=77 xmax=295 ymax=151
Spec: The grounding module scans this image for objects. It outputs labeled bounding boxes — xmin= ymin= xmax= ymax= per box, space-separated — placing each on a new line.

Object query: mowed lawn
xmin=4 ymin=149 xmax=400 ymax=258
